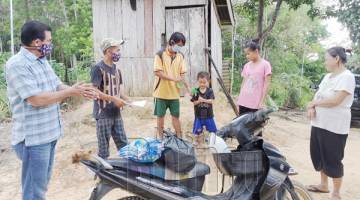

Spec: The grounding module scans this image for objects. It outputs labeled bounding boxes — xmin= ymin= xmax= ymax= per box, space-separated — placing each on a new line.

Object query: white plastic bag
xmin=208 ymin=132 xmax=231 ymax=153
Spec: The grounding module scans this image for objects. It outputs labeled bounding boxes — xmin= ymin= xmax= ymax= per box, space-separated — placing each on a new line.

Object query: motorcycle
xmin=80 ymin=108 xmax=312 ymax=200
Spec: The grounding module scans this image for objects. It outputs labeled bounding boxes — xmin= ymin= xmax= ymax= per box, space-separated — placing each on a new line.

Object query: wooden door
xmin=165 ymin=6 xmax=207 ymax=87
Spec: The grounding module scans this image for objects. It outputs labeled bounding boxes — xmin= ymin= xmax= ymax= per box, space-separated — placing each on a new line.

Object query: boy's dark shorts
xmin=154 ymin=98 xmax=180 ymax=118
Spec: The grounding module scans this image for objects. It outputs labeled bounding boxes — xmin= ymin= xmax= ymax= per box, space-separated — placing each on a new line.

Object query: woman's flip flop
xmin=306 ymin=185 xmax=330 ymax=193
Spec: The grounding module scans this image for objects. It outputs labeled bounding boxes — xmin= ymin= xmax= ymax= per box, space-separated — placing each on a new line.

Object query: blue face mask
xmin=112 ymin=52 xmax=121 ymax=62
xmin=172 ymin=45 xmax=183 ymax=53
xmin=38 ymin=43 xmax=53 ymax=57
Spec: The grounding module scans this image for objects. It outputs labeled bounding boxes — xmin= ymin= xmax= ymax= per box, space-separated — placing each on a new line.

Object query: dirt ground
xmin=0 ymin=94 xmax=359 ymax=200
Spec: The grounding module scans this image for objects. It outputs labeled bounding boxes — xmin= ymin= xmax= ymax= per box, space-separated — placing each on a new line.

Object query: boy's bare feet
xmin=330 ymin=193 xmax=341 ymax=200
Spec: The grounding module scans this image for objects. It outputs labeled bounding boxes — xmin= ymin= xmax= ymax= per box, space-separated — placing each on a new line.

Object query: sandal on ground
xmin=306 ymin=185 xmax=330 ymax=193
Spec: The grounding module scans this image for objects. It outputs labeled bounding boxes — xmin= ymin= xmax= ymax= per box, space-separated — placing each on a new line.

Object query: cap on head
xmin=100 ymin=38 xmax=125 ymax=54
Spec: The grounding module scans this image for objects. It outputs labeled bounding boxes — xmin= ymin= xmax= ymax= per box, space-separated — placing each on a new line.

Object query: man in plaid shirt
xmin=5 ymin=21 xmax=96 ymax=200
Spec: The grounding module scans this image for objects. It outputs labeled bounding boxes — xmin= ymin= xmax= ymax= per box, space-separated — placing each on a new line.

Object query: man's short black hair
xmin=197 ymin=71 xmax=210 ymax=81
xmin=169 ymin=32 xmax=186 ymax=45
xmin=21 ymin=21 xmax=52 ymax=46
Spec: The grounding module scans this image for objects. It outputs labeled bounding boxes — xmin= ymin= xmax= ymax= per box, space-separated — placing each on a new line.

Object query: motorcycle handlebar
xmin=262 ymin=107 xmax=277 ymax=116
xmin=256 ymin=107 xmax=277 ymax=119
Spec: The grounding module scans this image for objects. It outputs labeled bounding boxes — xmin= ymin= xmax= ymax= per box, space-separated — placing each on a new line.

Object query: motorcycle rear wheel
xmin=117 ymin=196 xmax=146 ymax=200
xmin=283 ymin=180 xmax=313 ymax=200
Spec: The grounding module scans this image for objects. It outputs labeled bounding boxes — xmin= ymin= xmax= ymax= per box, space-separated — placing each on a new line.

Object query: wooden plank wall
xmin=92 ymin=0 xmax=155 ymax=96
xmin=188 ymin=7 xmax=207 ymax=86
xmin=164 ymin=0 xmax=207 ymax=7
xmin=165 ymin=7 xmax=208 ymax=88
xmin=92 ymin=0 xmax=108 ymax=61
xmin=144 ymin=0 xmax=154 ymax=56
xmin=153 ymin=0 xmax=165 ymax=54
xmin=210 ymin=1 xmax=223 ymax=92
xmin=92 ymin=0 xmax=225 ymax=96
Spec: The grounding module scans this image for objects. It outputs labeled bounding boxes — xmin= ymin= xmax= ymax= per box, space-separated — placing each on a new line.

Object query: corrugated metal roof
xmin=215 ymin=0 xmax=235 ymax=26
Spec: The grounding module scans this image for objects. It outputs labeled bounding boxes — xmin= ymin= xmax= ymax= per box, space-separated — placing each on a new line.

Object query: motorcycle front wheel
xmin=283 ymin=180 xmax=313 ymax=200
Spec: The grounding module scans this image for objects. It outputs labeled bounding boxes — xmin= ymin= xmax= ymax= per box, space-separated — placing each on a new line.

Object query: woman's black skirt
xmin=310 ymin=126 xmax=348 ymax=178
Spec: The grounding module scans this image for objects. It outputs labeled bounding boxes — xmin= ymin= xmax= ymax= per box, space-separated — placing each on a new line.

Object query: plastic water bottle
xmin=176 ymin=82 xmax=183 ymax=88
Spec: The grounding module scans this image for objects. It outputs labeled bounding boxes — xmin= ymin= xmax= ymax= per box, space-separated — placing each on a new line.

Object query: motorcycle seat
xmin=106 ymin=158 xmax=210 ymax=181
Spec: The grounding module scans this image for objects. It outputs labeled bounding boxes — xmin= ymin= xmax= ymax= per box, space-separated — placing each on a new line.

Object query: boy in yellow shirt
xmin=153 ymin=32 xmax=190 ymax=139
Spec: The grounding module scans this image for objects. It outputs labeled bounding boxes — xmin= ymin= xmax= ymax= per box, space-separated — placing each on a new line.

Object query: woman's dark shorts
xmin=310 ymin=126 xmax=348 ymax=178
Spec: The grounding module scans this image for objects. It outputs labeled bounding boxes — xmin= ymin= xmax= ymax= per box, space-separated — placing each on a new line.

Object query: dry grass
xmin=71 ymin=150 xmax=93 ymax=164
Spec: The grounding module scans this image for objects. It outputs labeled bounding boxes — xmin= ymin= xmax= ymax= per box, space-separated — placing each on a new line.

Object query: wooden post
xmin=206 ymin=48 xmax=239 ymax=117
xmin=230 ymin=22 xmax=236 ymax=95
xmin=10 ymin=0 xmax=14 ymax=55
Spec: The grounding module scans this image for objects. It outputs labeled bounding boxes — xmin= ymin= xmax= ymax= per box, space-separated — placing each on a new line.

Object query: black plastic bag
xmin=161 ymin=131 xmax=196 ymax=173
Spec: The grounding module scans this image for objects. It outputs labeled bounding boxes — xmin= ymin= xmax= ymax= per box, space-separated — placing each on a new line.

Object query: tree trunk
xmin=257 ymin=0 xmax=283 ymax=52
xmin=0 ymin=0 xmax=3 ymax=53
xmin=59 ymin=45 xmax=69 ymax=83
xmin=65 ymin=64 xmax=69 ymax=84
xmin=24 ymin=0 xmax=31 ymax=20
xmin=71 ymin=54 xmax=77 ymax=68
xmin=73 ymin=0 xmax=78 ymax=21
xmin=0 ymin=37 xmax=3 ymax=53
xmin=60 ymin=0 xmax=69 ymax=27
xmin=257 ymin=0 xmax=264 ymax=40
xmin=261 ymin=0 xmax=283 ymax=41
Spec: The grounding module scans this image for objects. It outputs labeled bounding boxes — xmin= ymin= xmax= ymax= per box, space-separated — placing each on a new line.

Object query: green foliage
xmin=270 ymin=74 xmax=314 ymax=109
xmin=0 ymin=0 xmax=94 ymax=118
xmin=235 ymin=0 xmax=320 ymax=24
xmin=225 ymin=3 xmax=328 ymax=109
xmin=327 ymin=0 xmax=360 ymax=45
xmin=51 ymin=60 xmax=91 ymax=85
xmin=0 ymin=52 xmax=11 ymax=82
xmin=0 ymin=0 xmax=93 ymax=82
xmin=53 ymin=0 xmax=93 ymax=61
xmin=326 ymin=1 xmax=360 ymax=73
xmin=0 ymin=88 xmax=10 ymax=119
xmin=0 ymin=52 xmax=11 ymax=119
xmin=231 ymin=69 xmax=243 ymax=95
xmin=348 ymin=47 xmax=360 ymax=73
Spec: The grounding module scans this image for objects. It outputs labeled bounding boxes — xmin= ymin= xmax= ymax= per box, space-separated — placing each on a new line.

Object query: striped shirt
xmin=91 ymin=61 xmax=123 ymax=119
xmin=5 ymin=47 xmax=63 ymax=146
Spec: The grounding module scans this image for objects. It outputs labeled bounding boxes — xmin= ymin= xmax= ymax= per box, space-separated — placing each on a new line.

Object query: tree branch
xmin=260 ymin=0 xmax=283 ymax=40
xmin=25 ymin=0 xmax=31 ymax=20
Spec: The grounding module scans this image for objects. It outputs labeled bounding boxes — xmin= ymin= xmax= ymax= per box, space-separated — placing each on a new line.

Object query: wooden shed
xmin=92 ymin=0 xmax=234 ymax=96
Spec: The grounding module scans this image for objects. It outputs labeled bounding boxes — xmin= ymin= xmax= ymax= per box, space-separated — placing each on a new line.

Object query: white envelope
xmin=129 ymin=100 xmax=147 ymax=107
